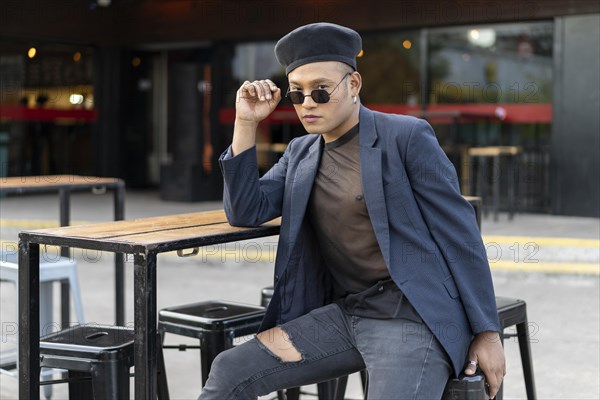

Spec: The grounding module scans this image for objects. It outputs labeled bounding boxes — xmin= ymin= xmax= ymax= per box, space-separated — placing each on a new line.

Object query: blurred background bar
xmin=0 ymin=1 xmax=598 ymax=216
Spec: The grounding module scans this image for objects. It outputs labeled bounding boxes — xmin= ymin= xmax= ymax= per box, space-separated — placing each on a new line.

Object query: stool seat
xmin=159 ymin=300 xmax=265 ymax=333
xmin=158 ymin=300 xmax=265 ymax=387
xmin=467 ymin=146 xmax=522 ymax=157
xmin=40 ymin=325 xmax=169 ymax=400
xmin=40 ymin=325 xmax=135 ymax=400
xmin=41 ymin=325 xmax=135 ymax=359
xmin=496 ymin=297 xmax=527 ymax=327
xmin=0 ymin=252 xmax=84 ymax=324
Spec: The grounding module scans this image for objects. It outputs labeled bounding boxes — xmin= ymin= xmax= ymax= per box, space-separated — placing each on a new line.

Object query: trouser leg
xmin=199 ymin=303 xmax=365 ymax=400
xmin=200 ymin=300 xmax=453 ymax=400
xmin=353 ymin=316 xmax=453 ymax=400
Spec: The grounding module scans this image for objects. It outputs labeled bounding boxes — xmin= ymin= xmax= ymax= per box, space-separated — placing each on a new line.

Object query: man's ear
xmin=350 ymin=71 xmax=362 ymax=94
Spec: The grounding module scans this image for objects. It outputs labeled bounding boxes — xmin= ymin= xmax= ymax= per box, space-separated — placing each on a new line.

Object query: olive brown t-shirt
xmin=307 ymin=124 xmax=390 ymax=297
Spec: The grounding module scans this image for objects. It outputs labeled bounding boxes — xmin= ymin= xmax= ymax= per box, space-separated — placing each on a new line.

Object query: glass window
xmin=428 ymin=22 xmax=553 ymax=104
xmin=0 ymin=40 xmax=95 ymax=176
xmin=358 ymin=31 xmax=421 ymax=105
xmin=0 ymin=41 xmax=94 ymax=108
xmin=223 ymin=41 xmax=287 ymax=106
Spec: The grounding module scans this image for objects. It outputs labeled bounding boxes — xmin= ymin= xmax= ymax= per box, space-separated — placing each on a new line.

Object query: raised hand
xmin=236 ymin=79 xmax=282 ymax=124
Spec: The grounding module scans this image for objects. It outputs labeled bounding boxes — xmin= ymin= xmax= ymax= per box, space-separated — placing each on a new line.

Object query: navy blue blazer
xmin=219 ymin=106 xmax=501 ymax=376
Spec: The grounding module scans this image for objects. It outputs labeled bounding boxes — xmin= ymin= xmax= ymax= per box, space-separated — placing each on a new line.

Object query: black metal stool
xmin=39 ymin=325 xmax=169 ymax=399
xmin=158 ymin=300 xmax=265 ymax=386
xmin=496 ymin=297 xmax=536 ymax=400
xmin=468 ymin=146 xmax=522 ymax=221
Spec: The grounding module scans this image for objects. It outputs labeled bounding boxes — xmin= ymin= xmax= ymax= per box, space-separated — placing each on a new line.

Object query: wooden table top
xmin=20 ymin=209 xmax=281 ymax=253
xmin=0 ymin=175 xmax=123 ymax=192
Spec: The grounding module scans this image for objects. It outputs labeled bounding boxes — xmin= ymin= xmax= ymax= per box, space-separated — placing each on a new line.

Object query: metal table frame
xmin=18 ymin=211 xmax=280 ymax=399
xmin=1 ymin=175 xmax=126 ymax=325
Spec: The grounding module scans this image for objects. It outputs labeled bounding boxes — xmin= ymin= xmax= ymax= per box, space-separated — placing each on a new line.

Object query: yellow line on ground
xmin=2 ymin=239 xmax=597 ymax=275
xmin=483 ymin=235 xmax=599 ymax=248
xmin=489 ymin=260 xmax=599 ymax=275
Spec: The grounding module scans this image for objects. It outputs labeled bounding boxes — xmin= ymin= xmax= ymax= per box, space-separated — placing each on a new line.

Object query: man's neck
xmin=322 ymin=107 xmax=360 ymax=143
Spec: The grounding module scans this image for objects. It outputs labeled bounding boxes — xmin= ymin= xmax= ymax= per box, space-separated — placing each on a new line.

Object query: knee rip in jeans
xmin=256 ymin=326 xmax=304 ymax=363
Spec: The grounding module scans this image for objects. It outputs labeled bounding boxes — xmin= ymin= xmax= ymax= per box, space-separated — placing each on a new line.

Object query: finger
xmin=492 ymin=368 xmax=504 ymax=399
xmin=237 ymin=81 xmax=249 ymax=102
xmin=464 ymin=359 xmax=477 ymax=375
xmin=247 ymin=82 xmax=259 ymax=98
xmin=484 ymin=369 xmax=500 ymax=399
xmin=265 ymin=79 xmax=279 ymax=93
xmin=272 ymin=87 xmax=282 ymax=102
xmin=258 ymin=80 xmax=273 ymax=100
xmin=250 ymin=81 xmax=267 ymax=101
xmin=240 ymin=81 xmax=257 ymax=99
xmin=488 ymin=381 xmax=499 ymax=399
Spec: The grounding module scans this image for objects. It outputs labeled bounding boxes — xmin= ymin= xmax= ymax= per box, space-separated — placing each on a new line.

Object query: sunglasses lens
xmin=311 ymin=90 xmax=330 ymax=104
xmin=287 ymin=92 xmax=304 ymax=104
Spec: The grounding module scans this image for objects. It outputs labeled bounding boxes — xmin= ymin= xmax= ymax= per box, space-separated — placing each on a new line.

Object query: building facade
xmin=0 ymin=1 xmax=598 ymax=216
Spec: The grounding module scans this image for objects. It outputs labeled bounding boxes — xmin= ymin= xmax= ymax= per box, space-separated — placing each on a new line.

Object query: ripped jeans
xmin=199 ymin=302 xmax=452 ymax=400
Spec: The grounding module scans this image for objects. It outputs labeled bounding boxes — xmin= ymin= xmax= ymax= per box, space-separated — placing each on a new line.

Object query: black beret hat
xmin=275 ymin=22 xmax=362 ymax=75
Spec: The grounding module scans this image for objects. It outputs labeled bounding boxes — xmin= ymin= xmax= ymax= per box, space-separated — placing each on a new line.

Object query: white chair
xmin=0 ymin=249 xmax=85 ymax=399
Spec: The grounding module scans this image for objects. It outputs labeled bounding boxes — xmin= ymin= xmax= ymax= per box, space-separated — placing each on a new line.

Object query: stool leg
xmin=91 ymin=360 xmax=131 ymax=400
xmin=493 ymin=155 xmax=500 ymax=222
xmin=40 ymin=282 xmax=54 ymax=336
xmin=285 ymin=387 xmax=300 ymax=400
xmin=517 ymin=320 xmax=537 ymax=400
xmin=68 ymin=268 xmax=85 ymax=324
xmin=317 ymin=380 xmax=336 ymax=399
xmin=40 ymin=282 xmax=59 ymax=399
xmin=60 ymin=281 xmax=71 ymax=327
xmin=40 ymin=282 xmax=55 ymax=400
xmin=360 ymin=369 xmax=368 ymax=399
xmin=200 ymin=331 xmax=229 ymax=386
xmin=334 ymin=375 xmax=349 ymax=400
xmin=68 ymin=370 xmax=94 ymax=399
xmin=476 ymin=157 xmax=488 ymax=219
xmin=157 ymin=333 xmax=170 ymax=400
xmin=41 ymin=368 xmax=56 ymax=400
xmin=508 ymin=154 xmax=518 ymax=220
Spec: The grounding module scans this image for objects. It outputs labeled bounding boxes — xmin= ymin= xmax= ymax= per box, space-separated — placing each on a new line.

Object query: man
xmin=200 ymin=22 xmax=505 ymax=399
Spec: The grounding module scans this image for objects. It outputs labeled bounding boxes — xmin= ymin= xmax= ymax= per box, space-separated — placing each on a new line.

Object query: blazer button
xmin=355 ymin=194 xmax=364 ymax=201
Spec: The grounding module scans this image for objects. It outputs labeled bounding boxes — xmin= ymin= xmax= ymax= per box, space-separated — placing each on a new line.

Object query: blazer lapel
xmin=359 ymin=106 xmax=391 ymax=269
xmin=287 ymin=136 xmax=322 ymax=252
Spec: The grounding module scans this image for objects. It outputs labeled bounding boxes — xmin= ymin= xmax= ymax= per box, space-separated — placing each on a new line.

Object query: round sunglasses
xmin=285 ymin=72 xmax=351 ymax=104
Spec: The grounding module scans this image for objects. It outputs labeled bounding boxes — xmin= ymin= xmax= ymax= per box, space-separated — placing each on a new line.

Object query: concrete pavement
xmin=1 ymin=189 xmax=598 ymax=399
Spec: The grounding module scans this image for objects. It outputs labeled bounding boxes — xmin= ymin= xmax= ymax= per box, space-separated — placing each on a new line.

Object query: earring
xmin=353 ymin=96 xmax=357 ymax=104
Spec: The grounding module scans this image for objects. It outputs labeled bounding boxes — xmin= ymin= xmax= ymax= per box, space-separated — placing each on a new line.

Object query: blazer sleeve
xmin=218 ymin=143 xmax=290 ymax=227
xmin=404 ymin=118 xmax=501 ymax=334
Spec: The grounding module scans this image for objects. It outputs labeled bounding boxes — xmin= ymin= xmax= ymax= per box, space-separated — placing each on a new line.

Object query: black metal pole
xmin=19 ymin=238 xmax=40 ymax=400
xmin=58 ymin=188 xmax=71 ymax=327
xmin=518 ymin=315 xmax=537 ymax=400
xmin=114 ymin=183 xmax=126 ymax=325
xmin=133 ymin=251 xmax=157 ymax=400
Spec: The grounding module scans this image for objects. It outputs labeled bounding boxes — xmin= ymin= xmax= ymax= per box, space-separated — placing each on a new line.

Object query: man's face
xmin=287 ymin=61 xmax=360 ymax=142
